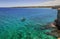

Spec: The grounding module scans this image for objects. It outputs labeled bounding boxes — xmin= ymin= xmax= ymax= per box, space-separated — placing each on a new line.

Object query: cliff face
xmin=52 ymin=7 xmax=60 ymax=30
xmin=57 ymin=10 xmax=60 ymax=28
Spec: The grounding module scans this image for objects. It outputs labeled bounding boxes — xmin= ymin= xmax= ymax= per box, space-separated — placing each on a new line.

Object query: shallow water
xmin=0 ymin=8 xmax=57 ymax=39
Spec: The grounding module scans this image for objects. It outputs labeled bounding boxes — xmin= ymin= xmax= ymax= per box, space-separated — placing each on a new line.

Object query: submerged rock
xmin=20 ymin=17 xmax=26 ymax=22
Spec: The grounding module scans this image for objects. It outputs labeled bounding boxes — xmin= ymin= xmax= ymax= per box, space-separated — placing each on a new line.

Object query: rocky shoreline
xmin=45 ymin=22 xmax=60 ymax=38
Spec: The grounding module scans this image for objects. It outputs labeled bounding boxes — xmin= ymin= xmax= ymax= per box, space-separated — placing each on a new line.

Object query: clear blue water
xmin=0 ymin=8 xmax=57 ymax=39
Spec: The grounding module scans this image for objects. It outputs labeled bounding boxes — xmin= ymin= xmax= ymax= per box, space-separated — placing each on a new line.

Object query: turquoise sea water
xmin=0 ymin=8 xmax=57 ymax=39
